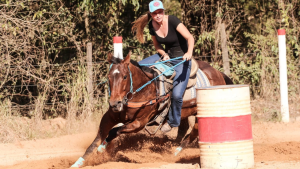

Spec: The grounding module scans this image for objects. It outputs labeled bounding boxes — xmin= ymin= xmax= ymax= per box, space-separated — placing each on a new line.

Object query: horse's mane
xmin=130 ymin=59 xmax=158 ymax=85
xmin=130 ymin=60 xmax=156 ymax=75
xmin=110 ymin=57 xmax=123 ymax=64
xmin=110 ymin=57 xmax=156 ymax=75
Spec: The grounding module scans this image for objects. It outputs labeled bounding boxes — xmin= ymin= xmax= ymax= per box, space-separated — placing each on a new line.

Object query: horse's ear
xmin=123 ymin=51 xmax=131 ymax=64
xmin=107 ymin=52 xmax=113 ymax=64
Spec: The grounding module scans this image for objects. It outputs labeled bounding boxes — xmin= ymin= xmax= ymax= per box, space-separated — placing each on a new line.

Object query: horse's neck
xmin=129 ymin=64 xmax=156 ymax=100
xmin=129 ymin=64 xmax=154 ymax=87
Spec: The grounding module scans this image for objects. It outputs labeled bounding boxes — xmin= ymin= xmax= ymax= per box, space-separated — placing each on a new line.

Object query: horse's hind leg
xmin=176 ymin=115 xmax=196 ymax=143
xmin=175 ymin=118 xmax=189 ymax=142
xmin=174 ymin=117 xmax=198 ymax=156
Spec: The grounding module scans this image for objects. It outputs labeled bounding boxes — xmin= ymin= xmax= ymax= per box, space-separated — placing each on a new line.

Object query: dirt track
xmin=1 ymin=121 xmax=300 ymax=169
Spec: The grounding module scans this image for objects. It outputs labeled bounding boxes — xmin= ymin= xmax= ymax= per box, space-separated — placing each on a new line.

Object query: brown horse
xmin=70 ymin=52 xmax=233 ymax=167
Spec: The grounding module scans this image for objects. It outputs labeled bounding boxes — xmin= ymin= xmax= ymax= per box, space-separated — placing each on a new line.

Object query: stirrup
xmin=145 ymin=96 xmax=171 ymax=135
xmin=144 ymin=114 xmax=166 ymax=135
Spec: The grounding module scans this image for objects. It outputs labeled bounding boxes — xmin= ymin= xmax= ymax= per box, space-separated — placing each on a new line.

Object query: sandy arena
xmin=1 ymin=121 xmax=300 ymax=169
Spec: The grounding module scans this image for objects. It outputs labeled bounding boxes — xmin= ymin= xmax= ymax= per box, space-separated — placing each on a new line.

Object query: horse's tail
xmin=221 ymin=72 xmax=234 ymax=85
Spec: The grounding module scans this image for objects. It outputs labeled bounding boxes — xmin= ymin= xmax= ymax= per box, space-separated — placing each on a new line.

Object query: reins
xmin=104 ymin=57 xmax=186 ymax=107
xmin=134 ymin=56 xmax=184 ymax=94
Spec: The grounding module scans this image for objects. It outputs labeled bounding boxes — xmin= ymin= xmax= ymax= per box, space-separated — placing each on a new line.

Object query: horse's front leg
xmin=71 ymin=108 xmax=119 ymax=168
xmin=104 ymin=120 xmax=143 ymax=143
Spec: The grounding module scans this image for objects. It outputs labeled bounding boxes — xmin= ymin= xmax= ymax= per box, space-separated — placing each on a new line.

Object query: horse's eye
xmin=123 ymin=75 xmax=127 ymax=80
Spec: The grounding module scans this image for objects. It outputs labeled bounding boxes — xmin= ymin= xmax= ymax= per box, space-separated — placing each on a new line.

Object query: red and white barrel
xmin=196 ymin=85 xmax=254 ymax=169
xmin=113 ymin=36 xmax=123 ymax=59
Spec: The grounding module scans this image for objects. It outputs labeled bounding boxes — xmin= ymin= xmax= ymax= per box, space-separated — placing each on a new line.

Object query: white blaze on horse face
xmin=113 ymin=69 xmax=120 ymax=74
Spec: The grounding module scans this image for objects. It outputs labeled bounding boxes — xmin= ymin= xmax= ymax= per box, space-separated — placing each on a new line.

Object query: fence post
xmin=113 ymin=37 xmax=123 ymax=59
xmin=87 ymin=42 xmax=94 ymax=113
xmin=278 ymin=29 xmax=289 ymax=123
xmin=220 ymin=23 xmax=230 ymax=76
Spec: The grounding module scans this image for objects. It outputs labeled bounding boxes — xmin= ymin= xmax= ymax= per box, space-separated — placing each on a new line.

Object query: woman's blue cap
xmin=149 ymin=0 xmax=164 ymax=13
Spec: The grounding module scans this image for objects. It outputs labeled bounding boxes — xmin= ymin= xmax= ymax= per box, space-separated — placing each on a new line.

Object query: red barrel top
xmin=113 ymin=36 xmax=122 ymax=43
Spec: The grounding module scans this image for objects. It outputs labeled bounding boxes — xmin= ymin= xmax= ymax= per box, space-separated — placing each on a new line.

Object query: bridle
xmin=109 ymin=57 xmax=185 ymax=108
xmin=110 ymin=64 xmax=169 ymax=108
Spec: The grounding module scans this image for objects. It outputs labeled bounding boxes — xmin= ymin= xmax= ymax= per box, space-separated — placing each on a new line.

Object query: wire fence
xmin=4 ymin=61 xmax=107 ymax=68
xmin=0 ymin=57 xmax=109 ymax=115
xmin=1 ymin=54 xmax=299 ymax=115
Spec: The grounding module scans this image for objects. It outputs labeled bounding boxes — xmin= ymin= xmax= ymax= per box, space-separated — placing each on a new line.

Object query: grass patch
xmin=251 ymin=96 xmax=299 ymax=122
xmin=0 ymin=99 xmax=109 ymax=143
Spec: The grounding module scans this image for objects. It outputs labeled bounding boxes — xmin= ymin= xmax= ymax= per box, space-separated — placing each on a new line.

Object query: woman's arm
xmin=152 ymin=36 xmax=170 ymax=60
xmin=176 ymin=23 xmax=194 ymax=61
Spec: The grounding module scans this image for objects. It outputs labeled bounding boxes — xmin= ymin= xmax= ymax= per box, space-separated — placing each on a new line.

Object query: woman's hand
xmin=162 ymin=54 xmax=170 ymax=61
xmin=183 ymin=53 xmax=192 ymax=61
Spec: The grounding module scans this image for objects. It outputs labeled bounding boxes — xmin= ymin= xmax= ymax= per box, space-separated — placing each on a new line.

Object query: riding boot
xmin=161 ymin=122 xmax=172 ymax=133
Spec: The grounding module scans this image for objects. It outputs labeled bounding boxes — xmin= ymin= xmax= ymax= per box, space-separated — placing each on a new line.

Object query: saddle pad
xmin=154 ymin=62 xmax=174 ymax=77
xmin=155 ymin=58 xmax=199 ymax=80
xmin=158 ymin=68 xmax=211 ymax=101
xmin=183 ymin=69 xmax=211 ymax=101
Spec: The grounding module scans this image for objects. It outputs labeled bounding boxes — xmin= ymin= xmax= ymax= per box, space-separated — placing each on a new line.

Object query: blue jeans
xmin=139 ymin=54 xmax=191 ymax=127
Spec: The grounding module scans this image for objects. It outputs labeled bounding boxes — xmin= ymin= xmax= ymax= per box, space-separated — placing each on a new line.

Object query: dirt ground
xmin=0 ymin=121 xmax=300 ymax=169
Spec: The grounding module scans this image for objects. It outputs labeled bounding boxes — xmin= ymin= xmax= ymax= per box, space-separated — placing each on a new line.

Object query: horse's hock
xmin=196 ymin=85 xmax=254 ymax=169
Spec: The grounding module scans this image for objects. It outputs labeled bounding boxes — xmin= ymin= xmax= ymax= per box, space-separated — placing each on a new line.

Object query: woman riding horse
xmin=70 ymin=1 xmax=233 ymax=168
xmin=132 ymin=0 xmax=194 ymax=133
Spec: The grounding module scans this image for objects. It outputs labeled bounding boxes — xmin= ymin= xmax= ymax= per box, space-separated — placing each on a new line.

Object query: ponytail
xmin=132 ymin=12 xmax=151 ymax=43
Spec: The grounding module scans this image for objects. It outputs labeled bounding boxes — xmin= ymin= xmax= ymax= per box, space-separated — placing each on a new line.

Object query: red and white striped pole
xmin=113 ymin=36 xmax=123 ymax=59
xmin=278 ymin=29 xmax=289 ymax=123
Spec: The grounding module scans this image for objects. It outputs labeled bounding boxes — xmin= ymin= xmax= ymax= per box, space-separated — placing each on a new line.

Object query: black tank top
xmin=149 ymin=15 xmax=188 ymax=58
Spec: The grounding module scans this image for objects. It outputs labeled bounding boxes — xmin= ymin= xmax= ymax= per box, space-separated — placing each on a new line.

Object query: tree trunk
xmin=86 ymin=42 xmax=93 ymax=116
xmin=220 ymin=23 xmax=230 ymax=76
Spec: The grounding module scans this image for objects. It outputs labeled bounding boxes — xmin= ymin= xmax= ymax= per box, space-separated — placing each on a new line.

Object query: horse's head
xmin=107 ymin=52 xmax=133 ymax=112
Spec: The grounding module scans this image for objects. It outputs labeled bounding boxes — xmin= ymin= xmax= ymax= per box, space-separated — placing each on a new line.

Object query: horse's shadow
xmin=176 ymin=155 xmax=201 ymax=165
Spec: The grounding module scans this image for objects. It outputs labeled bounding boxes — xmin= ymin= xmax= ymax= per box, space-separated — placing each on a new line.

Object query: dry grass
xmin=0 ymin=61 xmax=109 ymax=143
xmin=0 ymin=109 xmax=106 ymax=144
xmin=0 ymin=68 xmax=109 ymax=143
xmin=1 ymin=89 xmax=299 ymax=144
xmin=251 ymin=96 xmax=300 ymax=122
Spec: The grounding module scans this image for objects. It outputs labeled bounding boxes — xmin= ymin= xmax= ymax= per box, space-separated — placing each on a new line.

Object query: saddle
xmin=144 ymin=58 xmax=211 ymax=135
xmin=167 ymin=58 xmax=199 ymax=88
xmin=153 ymin=58 xmax=210 ymax=102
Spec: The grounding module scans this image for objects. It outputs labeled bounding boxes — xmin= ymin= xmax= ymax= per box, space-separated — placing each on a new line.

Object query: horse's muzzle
xmin=109 ymin=100 xmax=124 ymax=112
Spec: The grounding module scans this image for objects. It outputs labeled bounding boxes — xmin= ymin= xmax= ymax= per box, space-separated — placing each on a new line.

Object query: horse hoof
xmin=71 ymin=157 xmax=84 ymax=168
xmin=174 ymin=146 xmax=183 ymax=156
